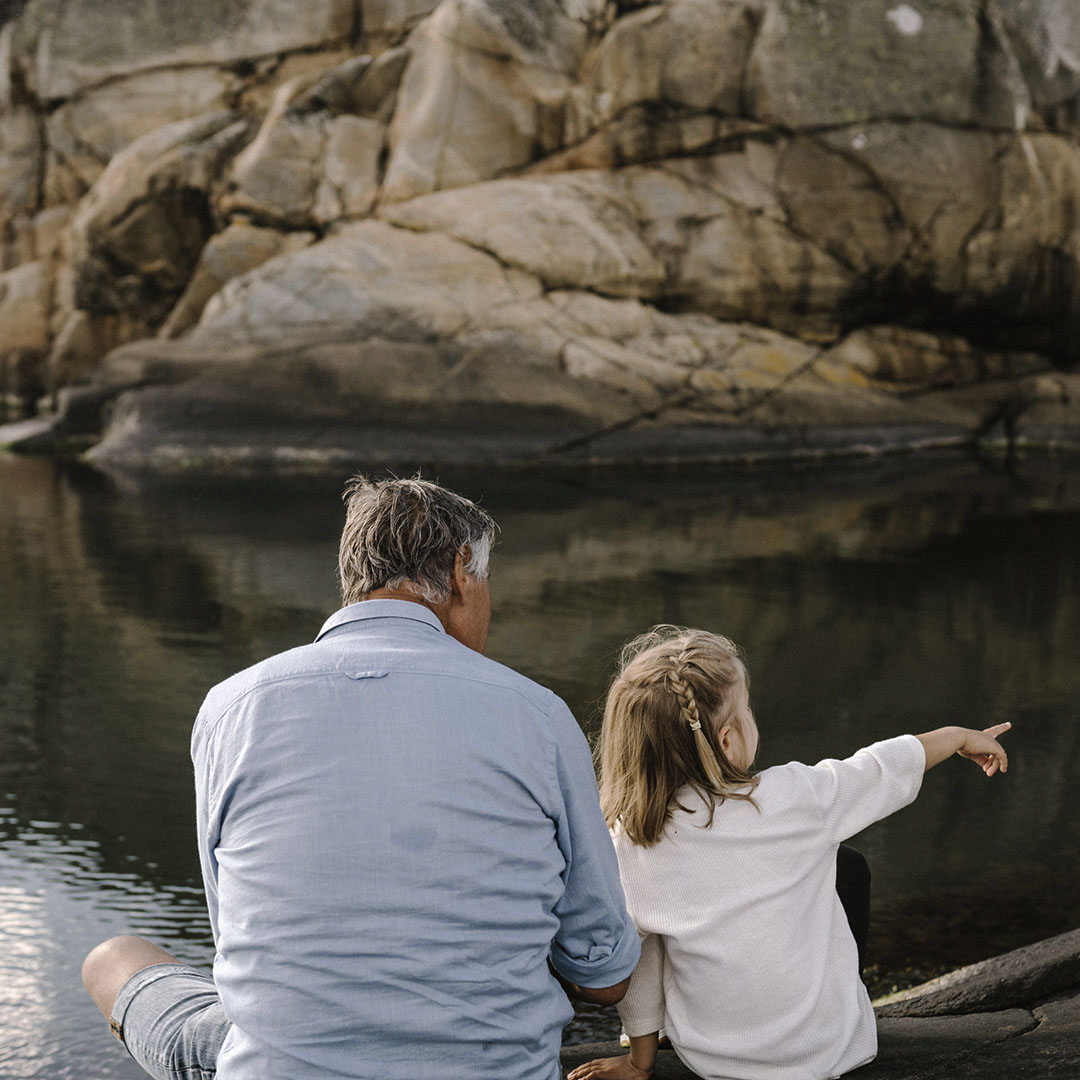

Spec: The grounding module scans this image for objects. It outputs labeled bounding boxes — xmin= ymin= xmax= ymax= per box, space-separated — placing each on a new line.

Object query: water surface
xmin=2 ymin=454 xmax=1078 ymax=1077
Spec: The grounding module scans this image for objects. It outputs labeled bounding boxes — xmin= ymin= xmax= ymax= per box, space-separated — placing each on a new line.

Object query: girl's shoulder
xmin=750 ymin=759 xmax=816 ymax=794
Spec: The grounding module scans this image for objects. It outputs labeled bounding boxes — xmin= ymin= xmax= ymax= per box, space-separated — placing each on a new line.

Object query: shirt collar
xmin=315 ymin=599 xmax=447 ymax=642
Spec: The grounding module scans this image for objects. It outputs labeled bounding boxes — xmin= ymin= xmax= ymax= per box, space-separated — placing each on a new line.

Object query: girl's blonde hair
xmin=599 ymin=625 xmax=760 ymax=847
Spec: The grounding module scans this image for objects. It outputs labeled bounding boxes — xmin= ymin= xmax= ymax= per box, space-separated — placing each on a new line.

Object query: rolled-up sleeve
xmin=548 ymin=699 xmax=641 ymax=988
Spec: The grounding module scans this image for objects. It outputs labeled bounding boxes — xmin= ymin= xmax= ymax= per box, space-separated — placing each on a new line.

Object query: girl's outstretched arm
xmin=567 ymin=1032 xmax=659 ymax=1080
xmin=916 ymin=723 xmax=1011 ymax=776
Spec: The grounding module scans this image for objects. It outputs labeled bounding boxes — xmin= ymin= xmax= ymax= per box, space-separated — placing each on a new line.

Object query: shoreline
xmin=4 ymin=410 xmax=1080 ymax=478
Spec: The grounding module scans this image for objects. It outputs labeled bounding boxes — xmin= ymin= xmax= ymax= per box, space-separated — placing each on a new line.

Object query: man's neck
xmin=361 ymin=587 xmax=451 ymax=629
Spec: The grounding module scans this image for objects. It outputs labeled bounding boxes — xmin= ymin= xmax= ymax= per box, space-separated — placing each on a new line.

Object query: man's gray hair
xmin=339 ymin=476 xmax=497 ymax=606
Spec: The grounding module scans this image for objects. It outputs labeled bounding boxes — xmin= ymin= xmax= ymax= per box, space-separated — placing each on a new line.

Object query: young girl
xmin=568 ymin=626 xmax=1010 ymax=1080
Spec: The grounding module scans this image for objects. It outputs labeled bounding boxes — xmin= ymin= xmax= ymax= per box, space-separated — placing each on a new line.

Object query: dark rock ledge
xmin=560 ymin=928 xmax=1080 ymax=1079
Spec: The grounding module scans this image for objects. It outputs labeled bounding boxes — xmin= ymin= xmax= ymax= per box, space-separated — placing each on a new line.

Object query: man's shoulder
xmin=195 ymin=634 xmax=568 ymax=730
xmin=447 ymin=647 xmax=558 ymax=707
xmin=196 ymin=642 xmax=325 ymax=724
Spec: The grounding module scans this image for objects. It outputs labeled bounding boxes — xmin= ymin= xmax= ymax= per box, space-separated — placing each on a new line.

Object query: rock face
xmin=0 ymin=0 xmax=1079 ymax=465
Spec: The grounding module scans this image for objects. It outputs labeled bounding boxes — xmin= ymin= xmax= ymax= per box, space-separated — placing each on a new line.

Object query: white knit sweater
xmin=614 ymin=735 xmax=926 ymax=1080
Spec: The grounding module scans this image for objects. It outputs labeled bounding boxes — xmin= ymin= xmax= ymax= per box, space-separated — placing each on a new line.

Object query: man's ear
xmin=449 ymin=549 xmax=468 ymax=602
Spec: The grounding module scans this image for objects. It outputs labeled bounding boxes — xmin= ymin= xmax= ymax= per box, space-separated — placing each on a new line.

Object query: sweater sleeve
xmin=801 ymin=734 xmax=926 ymax=844
xmin=616 ymin=931 xmax=666 ymax=1037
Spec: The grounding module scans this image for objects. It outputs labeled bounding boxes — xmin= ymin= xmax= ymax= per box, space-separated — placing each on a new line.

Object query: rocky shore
xmin=0 ymin=0 xmax=1078 ymax=469
xmin=560 ymin=928 xmax=1080 ymax=1078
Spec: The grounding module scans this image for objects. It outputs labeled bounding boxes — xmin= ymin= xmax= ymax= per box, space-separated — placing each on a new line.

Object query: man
xmin=83 ymin=476 xmax=639 ymax=1080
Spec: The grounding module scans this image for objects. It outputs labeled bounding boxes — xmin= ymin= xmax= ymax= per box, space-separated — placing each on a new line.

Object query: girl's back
xmin=613 ymin=737 xmax=924 ymax=1080
xmin=569 ymin=625 xmax=1008 ymax=1080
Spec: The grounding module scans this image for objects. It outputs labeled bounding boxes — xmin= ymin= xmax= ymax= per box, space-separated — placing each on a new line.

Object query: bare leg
xmin=82 ymin=935 xmax=179 ymax=1021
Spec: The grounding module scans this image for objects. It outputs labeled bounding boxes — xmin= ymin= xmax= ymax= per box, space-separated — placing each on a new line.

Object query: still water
xmin=1 ymin=453 xmax=1078 ymax=1078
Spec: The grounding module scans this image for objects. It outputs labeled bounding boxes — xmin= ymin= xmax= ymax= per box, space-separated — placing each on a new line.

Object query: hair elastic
xmin=689 ymin=719 xmax=702 ymax=731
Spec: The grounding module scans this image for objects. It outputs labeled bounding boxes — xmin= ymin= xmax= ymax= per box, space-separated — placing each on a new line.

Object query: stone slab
xmin=876 ymin=927 xmax=1080 ymax=1018
xmin=560 ymin=930 xmax=1080 ymax=1078
xmin=12 ymin=0 xmax=355 ymax=99
xmin=560 ymin=991 xmax=1080 ymax=1078
xmin=860 ymin=1008 xmax=1037 ymax=1078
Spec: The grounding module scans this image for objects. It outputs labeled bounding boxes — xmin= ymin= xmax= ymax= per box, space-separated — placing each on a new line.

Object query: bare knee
xmin=83 ymin=935 xmax=178 ymax=1019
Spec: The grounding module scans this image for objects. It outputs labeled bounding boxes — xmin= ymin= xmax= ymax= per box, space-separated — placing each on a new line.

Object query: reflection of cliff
xmin=484 ymin=461 xmax=1080 ymax=710
xmin=1 ymin=459 xmax=336 ymax=883
xmin=1 ymin=459 xmax=218 ymax=881
xmin=3 ymin=457 xmax=1078 ymax=943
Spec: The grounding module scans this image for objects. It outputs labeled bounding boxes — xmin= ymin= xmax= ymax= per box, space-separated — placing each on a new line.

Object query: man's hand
xmin=568 ymin=1054 xmax=652 ymax=1080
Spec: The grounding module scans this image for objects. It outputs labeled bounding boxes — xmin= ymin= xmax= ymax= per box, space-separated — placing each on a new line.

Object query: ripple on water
xmin=0 ymin=826 xmax=213 ymax=1079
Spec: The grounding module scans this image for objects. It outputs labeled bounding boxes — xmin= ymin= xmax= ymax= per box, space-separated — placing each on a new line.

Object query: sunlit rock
xmin=159 ymin=223 xmax=317 ymax=340
xmin=69 ymin=112 xmax=252 ymax=326
xmin=359 ymin=0 xmax=442 ymax=36
xmin=45 ymin=68 xmax=236 ymax=193
xmin=380 ymin=0 xmax=594 ymax=202
xmin=0 ymin=107 xmax=42 ymax=227
xmin=0 ymin=0 xmax=1076 ymax=460
xmin=0 ymin=260 xmax=51 ymax=360
xmin=585 ymin=0 xmax=759 ymax=118
xmin=746 ymin=0 xmax=1025 ymax=129
xmin=8 ymin=0 xmax=355 ymax=99
xmin=221 ymin=81 xmax=330 ymax=228
xmin=379 ymin=174 xmax=667 ymax=298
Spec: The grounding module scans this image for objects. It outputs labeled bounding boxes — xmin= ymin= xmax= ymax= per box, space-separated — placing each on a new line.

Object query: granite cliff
xmin=0 ymin=0 xmax=1079 ymax=467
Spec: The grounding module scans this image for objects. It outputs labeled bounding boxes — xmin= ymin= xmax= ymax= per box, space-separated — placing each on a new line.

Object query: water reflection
xmin=0 ymin=823 xmax=212 ymax=1080
xmin=1 ymin=453 xmax=1079 ymax=1072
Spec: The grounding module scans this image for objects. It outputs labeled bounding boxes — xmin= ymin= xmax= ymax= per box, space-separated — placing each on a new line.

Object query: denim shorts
xmin=110 ymin=962 xmax=231 ymax=1080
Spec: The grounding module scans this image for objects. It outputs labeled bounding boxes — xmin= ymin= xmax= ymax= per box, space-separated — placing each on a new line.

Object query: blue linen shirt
xmin=191 ymin=600 xmax=639 ymax=1080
